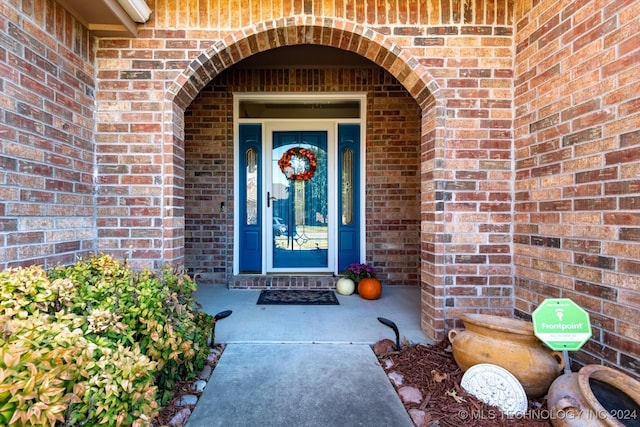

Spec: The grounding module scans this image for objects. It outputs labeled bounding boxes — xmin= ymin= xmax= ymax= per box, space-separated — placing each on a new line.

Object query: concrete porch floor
xmin=187 ymin=285 xmax=432 ymax=427
xmin=194 ymin=285 xmax=432 ymax=345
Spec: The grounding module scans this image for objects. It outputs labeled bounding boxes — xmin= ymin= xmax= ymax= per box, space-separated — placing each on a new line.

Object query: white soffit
xmin=57 ymin=0 xmax=152 ymax=37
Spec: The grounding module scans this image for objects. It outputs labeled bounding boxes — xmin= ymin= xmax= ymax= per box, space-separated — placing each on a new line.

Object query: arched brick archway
xmin=169 ymin=17 xmax=441 ymax=110
xmin=163 ymin=16 xmax=448 ymax=339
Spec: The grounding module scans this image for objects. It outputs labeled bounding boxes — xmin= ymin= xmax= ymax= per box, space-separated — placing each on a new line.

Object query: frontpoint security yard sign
xmin=532 ymin=298 xmax=592 ymax=351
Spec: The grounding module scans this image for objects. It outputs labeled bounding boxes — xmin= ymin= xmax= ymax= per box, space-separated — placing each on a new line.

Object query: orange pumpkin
xmin=358 ymin=278 xmax=382 ymax=300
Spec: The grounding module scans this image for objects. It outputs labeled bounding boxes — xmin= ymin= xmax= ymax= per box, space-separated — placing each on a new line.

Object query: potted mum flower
xmin=341 ymin=263 xmax=382 ymax=299
xmin=343 ymin=263 xmax=376 ymax=282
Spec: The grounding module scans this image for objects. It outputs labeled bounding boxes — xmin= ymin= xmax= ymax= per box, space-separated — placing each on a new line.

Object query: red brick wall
xmin=184 ymin=79 xmax=232 ymax=283
xmin=184 ymin=67 xmax=422 ymax=287
xmin=0 ymin=0 xmax=96 ymax=269
xmin=514 ymin=0 xmax=640 ymax=377
xmin=367 ymin=73 xmax=422 ymax=286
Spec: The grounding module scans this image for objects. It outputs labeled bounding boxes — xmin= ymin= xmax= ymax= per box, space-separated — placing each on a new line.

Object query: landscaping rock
xmin=197 ymin=365 xmax=212 ymax=380
xmin=398 ymin=386 xmax=423 ymax=404
xmin=408 ymin=409 xmax=430 ymax=427
xmin=207 ymin=352 xmax=218 ymax=364
xmin=191 ymin=380 xmax=207 ymax=392
xmin=168 ymin=408 xmax=191 ymax=427
xmin=388 ymin=371 xmax=404 ymax=387
xmin=175 ymin=394 xmax=199 ymax=406
xmin=373 ymin=338 xmax=396 ymax=356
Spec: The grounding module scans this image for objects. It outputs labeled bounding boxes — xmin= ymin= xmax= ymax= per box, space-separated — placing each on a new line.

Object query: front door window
xmin=270 ymin=131 xmax=328 ymax=269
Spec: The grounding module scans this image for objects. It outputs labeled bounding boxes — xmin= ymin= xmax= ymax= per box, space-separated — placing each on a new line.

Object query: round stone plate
xmin=460 ymin=363 xmax=528 ymax=416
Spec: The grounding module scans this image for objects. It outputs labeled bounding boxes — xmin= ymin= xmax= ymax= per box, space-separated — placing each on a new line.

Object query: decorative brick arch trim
xmin=163 ymin=16 xmax=448 ymax=340
xmin=167 ymin=16 xmax=442 ymax=110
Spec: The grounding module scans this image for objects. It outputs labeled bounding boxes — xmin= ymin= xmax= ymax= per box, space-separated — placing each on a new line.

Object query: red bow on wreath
xmin=278 ymin=147 xmax=317 ymax=181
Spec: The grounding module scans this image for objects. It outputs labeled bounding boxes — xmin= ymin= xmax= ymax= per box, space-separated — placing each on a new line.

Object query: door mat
xmin=257 ymin=290 xmax=339 ymax=305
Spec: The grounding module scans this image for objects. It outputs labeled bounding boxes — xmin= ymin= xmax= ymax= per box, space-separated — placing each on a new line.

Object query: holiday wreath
xmin=278 ymin=147 xmax=317 ymax=180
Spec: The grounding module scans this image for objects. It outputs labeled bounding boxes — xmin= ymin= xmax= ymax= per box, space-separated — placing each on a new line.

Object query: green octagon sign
xmin=532 ymin=298 xmax=592 ymax=351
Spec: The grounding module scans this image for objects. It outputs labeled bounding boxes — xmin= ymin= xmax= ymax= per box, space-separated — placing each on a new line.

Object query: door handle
xmin=267 ymin=192 xmax=276 ymax=208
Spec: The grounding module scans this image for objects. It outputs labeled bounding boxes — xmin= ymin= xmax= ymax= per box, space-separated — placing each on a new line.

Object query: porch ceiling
xmin=57 ymin=0 xmax=140 ymax=37
xmin=236 ymin=46 xmax=378 ymax=69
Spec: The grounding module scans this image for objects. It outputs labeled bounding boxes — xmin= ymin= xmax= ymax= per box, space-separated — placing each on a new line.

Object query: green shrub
xmin=0 ymin=255 xmax=213 ymax=426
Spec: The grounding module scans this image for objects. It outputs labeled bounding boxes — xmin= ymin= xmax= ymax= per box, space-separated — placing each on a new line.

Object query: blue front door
xmin=238 ymin=123 xmax=361 ymax=274
xmin=270 ymin=131 xmax=329 ymax=269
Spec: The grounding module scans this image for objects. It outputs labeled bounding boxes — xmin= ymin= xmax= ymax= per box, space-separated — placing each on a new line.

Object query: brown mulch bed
xmin=379 ymin=339 xmax=553 ymax=427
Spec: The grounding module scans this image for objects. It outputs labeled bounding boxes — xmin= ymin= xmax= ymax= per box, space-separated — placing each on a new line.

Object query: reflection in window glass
xmin=341 ymin=148 xmax=353 ymax=225
xmin=246 ymin=148 xmax=257 ymax=225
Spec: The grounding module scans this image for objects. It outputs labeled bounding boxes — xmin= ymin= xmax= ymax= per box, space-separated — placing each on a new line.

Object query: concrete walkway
xmin=186 ymin=286 xmax=430 ymax=427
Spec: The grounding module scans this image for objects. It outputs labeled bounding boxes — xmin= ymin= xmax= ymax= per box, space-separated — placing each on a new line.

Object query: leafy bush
xmin=0 ymin=255 xmax=213 ymax=426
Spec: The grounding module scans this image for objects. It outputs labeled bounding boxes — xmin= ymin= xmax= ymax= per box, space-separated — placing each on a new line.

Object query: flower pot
xmin=547 ymin=365 xmax=640 ymax=427
xmin=358 ymin=278 xmax=382 ymax=300
xmin=335 ymin=277 xmax=355 ymax=296
xmin=448 ymin=313 xmax=564 ymax=398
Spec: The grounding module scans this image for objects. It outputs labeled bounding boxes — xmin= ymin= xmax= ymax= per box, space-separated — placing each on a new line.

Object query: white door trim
xmin=233 ymin=93 xmax=367 ymax=275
